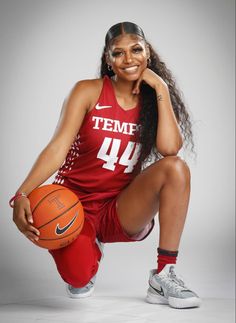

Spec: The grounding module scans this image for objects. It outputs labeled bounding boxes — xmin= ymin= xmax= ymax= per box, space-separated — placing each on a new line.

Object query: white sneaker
xmin=66 ymin=275 xmax=96 ymax=298
xmin=66 ymin=239 xmax=104 ymax=299
xmin=146 ymin=264 xmax=201 ymax=309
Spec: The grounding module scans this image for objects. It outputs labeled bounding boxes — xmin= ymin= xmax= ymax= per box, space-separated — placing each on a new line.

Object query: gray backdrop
xmin=0 ymin=0 xmax=235 ymax=303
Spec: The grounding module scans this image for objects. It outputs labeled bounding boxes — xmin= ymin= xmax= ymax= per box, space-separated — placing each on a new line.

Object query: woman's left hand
xmin=132 ymin=68 xmax=168 ymax=95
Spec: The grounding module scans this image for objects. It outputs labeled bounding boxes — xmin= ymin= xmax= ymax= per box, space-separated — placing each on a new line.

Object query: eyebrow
xmin=112 ymin=43 xmax=143 ymax=51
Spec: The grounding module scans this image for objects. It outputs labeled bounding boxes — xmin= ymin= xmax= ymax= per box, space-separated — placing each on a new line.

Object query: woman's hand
xmin=132 ymin=68 xmax=168 ymax=95
xmin=13 ymin=197 xmax=40 ymax=243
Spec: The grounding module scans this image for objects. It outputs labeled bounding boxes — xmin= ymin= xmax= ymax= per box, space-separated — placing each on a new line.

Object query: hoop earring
xmin=107 ymin=64 xmax=112 ymax=71
xmin=147 ymin=58 xmax=151 ymax=67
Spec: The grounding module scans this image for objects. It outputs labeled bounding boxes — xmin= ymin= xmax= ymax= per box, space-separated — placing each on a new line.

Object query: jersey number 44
xmin=97 ymin=137 xmax=141 ymax=173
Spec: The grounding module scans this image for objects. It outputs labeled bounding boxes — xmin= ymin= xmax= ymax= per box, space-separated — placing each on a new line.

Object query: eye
xmin=132 ymin=47 xmax=143 ymax=53
xmin=111 ymin=51 xmax=123 ymax=57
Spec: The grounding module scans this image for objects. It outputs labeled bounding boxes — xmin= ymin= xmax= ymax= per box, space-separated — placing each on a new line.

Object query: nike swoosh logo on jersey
xmin=55 ymin=212 xmax=78 ymax=235
xmin=149 ymin=283 xmax=165 ymax=296
xmin=95 ymin=103 xmax=112 ymax=110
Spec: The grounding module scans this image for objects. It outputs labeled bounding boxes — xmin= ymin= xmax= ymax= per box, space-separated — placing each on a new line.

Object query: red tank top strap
xmin=96 ymin=75 xmax=114 ymax=106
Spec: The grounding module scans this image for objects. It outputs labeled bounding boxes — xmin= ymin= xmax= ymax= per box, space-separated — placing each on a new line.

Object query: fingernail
xmin=35 ymin=237 xmax=39 ymax=241
xmin=29 ymin=218 xmax=33 ymax=223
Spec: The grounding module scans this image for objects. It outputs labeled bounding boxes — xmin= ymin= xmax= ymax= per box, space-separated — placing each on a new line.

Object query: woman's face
xmin=106 ymin=34 xmax=150 ymax=81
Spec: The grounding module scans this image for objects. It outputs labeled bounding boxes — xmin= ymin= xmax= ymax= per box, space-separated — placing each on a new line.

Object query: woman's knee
xmin=161 ymin=156 xmax=191 ymax=184
xmin=140 ymin=156 xmax=190 ymax=190
xmin=49 ymin=230 xmax=98 ymax=288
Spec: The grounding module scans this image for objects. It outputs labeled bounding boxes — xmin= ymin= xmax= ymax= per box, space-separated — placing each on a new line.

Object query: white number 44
xmin=97 ymin=137 xmax=141 ymax=173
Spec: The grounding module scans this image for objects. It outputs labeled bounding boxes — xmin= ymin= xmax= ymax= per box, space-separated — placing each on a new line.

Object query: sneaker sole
xmin=169 ymin=296 xmax=201 ymax=309
xmin=146 ymin=290 xmax=168 ymax=305
xmin=66 ymin=284 xmax=95 ymax=299
xmin=146 ymin=291 xmax=201 ymax=308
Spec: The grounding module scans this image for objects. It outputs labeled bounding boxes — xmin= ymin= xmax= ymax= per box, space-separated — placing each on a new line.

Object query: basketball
xmin=27 ymin=184 xmax=84 ymax=250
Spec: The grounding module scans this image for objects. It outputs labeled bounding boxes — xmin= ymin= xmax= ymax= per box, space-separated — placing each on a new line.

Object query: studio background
xmin=0 ymin=0 xmax=235 ymax=303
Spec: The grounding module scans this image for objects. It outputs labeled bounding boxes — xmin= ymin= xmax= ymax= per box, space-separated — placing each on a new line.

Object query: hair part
xmin=105 ymin=22 xmax=146 ymax=49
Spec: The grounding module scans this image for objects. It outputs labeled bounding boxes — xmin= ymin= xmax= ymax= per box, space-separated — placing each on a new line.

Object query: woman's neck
xmin=111 ymin=75 xmax=136 ymax=99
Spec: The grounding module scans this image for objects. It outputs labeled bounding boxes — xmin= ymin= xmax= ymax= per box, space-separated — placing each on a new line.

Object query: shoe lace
xmin=169 ymin=271 xmax=185 ymax=287
xmin=162 ymin=276 xmax=184 ymax=294
xmin=160 ymin=266 xmax=188 ymax=294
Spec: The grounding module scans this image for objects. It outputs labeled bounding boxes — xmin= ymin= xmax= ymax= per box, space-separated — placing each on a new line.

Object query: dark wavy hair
xmin=99 ymin=22 xmax=196 ymax=167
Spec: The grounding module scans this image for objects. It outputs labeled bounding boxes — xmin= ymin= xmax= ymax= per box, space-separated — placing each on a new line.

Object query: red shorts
xmin=49 ymin=185 xmax=154 ymax=287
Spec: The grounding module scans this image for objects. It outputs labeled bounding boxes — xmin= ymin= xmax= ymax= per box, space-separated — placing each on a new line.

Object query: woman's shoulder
xmin=71 ymin=78 xmax=104 ymax=111
xmin=73 ymin=78 xmax=103 ymax=94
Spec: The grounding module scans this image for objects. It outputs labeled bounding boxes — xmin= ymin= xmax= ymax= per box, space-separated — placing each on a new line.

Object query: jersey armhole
xmin=86 ymin=76 xmax=108 ymax=116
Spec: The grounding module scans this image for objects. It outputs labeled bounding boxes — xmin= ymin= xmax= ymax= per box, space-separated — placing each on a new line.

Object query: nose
xmin=124 ymin=52 xmax=132 ymax=64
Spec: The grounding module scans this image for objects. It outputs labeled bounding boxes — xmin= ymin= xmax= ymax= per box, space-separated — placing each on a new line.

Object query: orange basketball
xmin=28 ymin=184 xmax=84 ymax=250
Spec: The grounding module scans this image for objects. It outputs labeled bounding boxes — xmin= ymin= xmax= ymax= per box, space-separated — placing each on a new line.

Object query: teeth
xmin=123 ymin=66 xmax=138 ymax=73
xmin=124 ymin=66 xmax=138 ymax=70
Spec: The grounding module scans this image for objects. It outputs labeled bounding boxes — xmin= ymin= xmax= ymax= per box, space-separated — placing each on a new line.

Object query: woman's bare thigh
xmin=116 ymin=156 xmax=189 ymax=235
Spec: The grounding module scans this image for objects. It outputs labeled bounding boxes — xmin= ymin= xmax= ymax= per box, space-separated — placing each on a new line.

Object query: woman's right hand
xmin=13 ymin=197 xmax=40 ymax=243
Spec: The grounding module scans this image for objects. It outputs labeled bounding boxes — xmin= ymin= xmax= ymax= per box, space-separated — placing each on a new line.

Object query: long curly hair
xmin=99 ymin=22 xmax=196 ymax=168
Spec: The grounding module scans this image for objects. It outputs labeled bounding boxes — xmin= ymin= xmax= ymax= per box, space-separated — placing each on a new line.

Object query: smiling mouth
xmin=122 ymin=65 xmax=139 ymax=73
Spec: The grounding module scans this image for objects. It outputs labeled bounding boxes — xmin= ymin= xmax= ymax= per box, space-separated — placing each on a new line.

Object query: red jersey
xmin=54 ymin=75 xmax=142 ymax=203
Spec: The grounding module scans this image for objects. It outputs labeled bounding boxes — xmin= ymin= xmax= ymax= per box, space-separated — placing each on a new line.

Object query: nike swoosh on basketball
xmin=149 ymin=283 xmax=165 ymax=296
xmin=55 ymin=212 xmax=78 ymax=235
xmin=95 ymin=103 xmax=112 ymax=110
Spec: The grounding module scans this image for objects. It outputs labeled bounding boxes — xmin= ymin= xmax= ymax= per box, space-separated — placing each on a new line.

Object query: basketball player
xmin=10 ymin=22 xmax=201 ymax=309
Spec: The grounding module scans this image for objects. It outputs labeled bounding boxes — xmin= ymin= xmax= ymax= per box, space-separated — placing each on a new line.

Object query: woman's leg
xmin=49 ymin=219 xmax=102 ymax=288
xmin=116 ymin=156 xmax=191 ymax=251
xmin=117 ymin=155 xmax=201 ymax=308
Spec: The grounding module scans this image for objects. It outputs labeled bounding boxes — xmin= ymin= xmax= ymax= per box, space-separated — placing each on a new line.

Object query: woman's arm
xmin=15 ymin=80 xmax=92 ymax=195
xmin=132 ymin=68 xmax=183 ymax=156
xmin=12 ymin=79 xmax=94 ymax=242
xmin=154 ymin=83 xmax=183 ymax=156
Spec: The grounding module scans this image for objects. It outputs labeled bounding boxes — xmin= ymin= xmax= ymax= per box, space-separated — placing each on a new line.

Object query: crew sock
xmin=157 ymin=247 xmax=178 ymax=274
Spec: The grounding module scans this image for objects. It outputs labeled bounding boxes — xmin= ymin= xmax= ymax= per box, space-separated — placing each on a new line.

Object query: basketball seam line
xmin=31 ymin=188 xmax=66 ymax=213
xmin=37 ymin=200 xmax=81 ymax=229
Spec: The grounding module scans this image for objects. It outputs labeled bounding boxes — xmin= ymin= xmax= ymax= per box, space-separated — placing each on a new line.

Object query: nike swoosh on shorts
xmin=55 ymin=212 xmax=78 ymax=235
xmin=95 ymin=103 xmax=112 ymax=110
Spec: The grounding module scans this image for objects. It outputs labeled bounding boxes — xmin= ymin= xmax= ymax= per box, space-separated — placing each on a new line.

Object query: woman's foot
xmin=66 ymin=274 xmax=96 ymax=298
xmin=146 ymin=264 xmax=201 ymax=309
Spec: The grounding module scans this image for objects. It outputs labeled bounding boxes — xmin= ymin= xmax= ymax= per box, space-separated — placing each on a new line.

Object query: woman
xmin=10 ymin=22 xmax=201 ymax=309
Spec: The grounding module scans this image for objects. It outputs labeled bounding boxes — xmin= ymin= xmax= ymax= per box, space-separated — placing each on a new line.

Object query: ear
xmin=105 ymin=51 xmax=111 ymax=65
xmin=145 ymin=44 xmax=150 ymax=59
